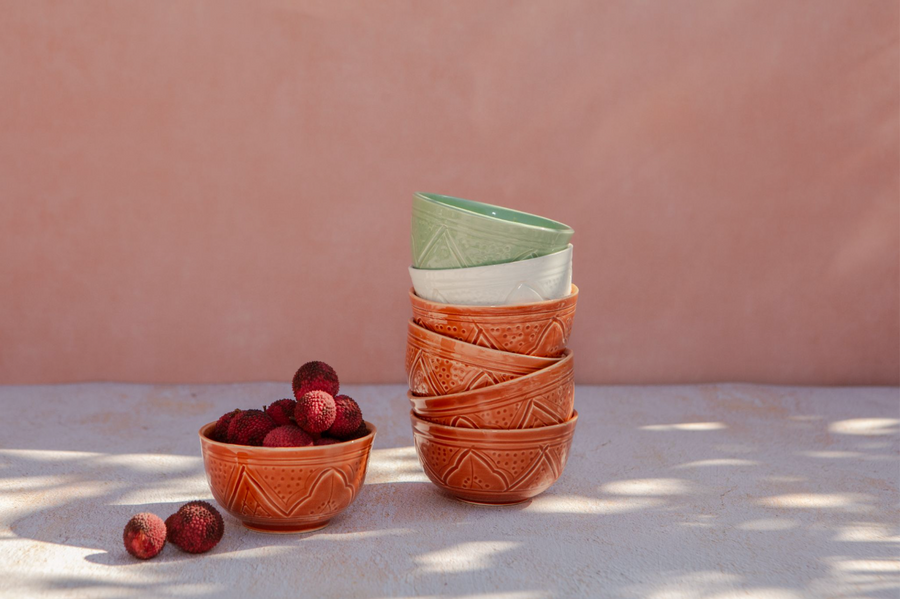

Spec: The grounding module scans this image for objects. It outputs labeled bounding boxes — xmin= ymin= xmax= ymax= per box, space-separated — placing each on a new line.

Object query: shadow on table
xmin=4 ymin=385 xmax=899 ymax=598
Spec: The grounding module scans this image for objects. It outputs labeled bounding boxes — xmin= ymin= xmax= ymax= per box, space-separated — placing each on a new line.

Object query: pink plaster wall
xmin=1 ymin=1 xmax=897 ymax=385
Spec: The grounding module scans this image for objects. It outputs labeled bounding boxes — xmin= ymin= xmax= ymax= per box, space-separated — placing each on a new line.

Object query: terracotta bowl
xmin=406 ymin=319 xmax=562 ymax=396
xmin=408 ymin=349 xmax=574 ymax=429
xmin=198 ymin=421 xmax=376 ymax=533
xmin=409 ymin=285 xmax=578 ymax=358
xmin=410 ymin=410 xmax=578 ymax=505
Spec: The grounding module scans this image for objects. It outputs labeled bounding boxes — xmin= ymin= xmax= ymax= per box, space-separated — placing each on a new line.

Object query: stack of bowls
xmin=406 ymin=192 xmax=580 ymax=505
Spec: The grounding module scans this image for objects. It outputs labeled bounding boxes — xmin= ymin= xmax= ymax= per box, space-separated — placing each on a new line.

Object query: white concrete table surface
xmin=0 ymin=383 xmax=897 ymax=599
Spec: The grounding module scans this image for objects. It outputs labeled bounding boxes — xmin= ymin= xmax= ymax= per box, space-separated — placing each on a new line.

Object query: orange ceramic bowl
xmin=198 ymin=421 xmax=376 ymax=533
xmin=409 ymin=285 xmax=578 ymax=358
xmin=408 ymin=349 xmax=574 ymax=429
xmin=406 ymin=319 xmax=561 ymax=396
xmin=411 ymin=410 xmax=578 ymax=505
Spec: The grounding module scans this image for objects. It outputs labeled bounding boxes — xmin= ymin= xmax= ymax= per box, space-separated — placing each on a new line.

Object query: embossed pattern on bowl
xmin=405 ymin=319 xmax=561 ymax=396
xmin=409 ymin=245 xmax=573 ymax=306
xmin=410 ymin=410 xmax=578 ymax=505
xmin=199 ymin=422 xmax=376 ymax=533
xmin=409 ymin=349 xmax=573 ymax=429
xmin=411 ymin=192 xmax=573 ymax=270
xmin=409 ymin=285 xmax=578 ymax=357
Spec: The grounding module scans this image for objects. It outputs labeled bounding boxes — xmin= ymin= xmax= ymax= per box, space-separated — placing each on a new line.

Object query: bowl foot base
xmin=241 ymin=520 xmax=331 ymax=534
xmin=453 ymin=496 xmax=532 ymax=507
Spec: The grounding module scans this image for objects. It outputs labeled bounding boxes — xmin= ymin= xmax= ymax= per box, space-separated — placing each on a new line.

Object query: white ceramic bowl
xmin=408 ymin=245 xmax=573 ymax=306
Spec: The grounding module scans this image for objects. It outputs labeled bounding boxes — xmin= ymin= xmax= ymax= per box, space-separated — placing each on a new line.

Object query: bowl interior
xmin=415 ymin=192 xmax=573 ymax=233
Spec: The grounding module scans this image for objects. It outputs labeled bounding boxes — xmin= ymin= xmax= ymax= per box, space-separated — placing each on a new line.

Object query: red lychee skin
xmin=123 ymin=513 xmax=166 ymax=560
xmin=294 ymin=390 xmax=336 ymax=434
xmin=164 ymin=513 xmax=177 ymax=539
xmin=347 ymin=421 xmax=369 ymax=440
xmin=226 ymin=409 xmax=276 ymax=446
xmin=292 ymin=361 xmax=340 ymax=399
xmin=315 ymin=437 xmax=341 ymax=446
xmin=166 ymin=501 xmax=224 ymax=554
xmin=263 ymin=425 xmax=314 ymax=447
xmin=265 ymin=399 xmax=296 ymax=426
xmin=327 ymin=395 xmax=363 ymax=439
xmin=213 ymin=409 xmax=242 ymax=442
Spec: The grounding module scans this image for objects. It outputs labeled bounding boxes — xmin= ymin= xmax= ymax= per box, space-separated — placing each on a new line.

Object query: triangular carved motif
xmin=449 ymin=415 xmax=479 ymax=428
xmin=467 ymin=370 xmax=499 ymax=391
xmin=504 ymin=283 xmax=545 ymax=305
xmin=533 ymin=318 xmax=568 ymax=353
xmin=416 ymin=226 xmax=467 ymax=268
xmin=444 ymin=449 xmax=510 ymax=491
xmin=469 ymin=324 xmax=499 ymax=351
xmin=248 ymin=464 xmax=315 ymax=511
xmin=509 ymin=447 xmax=560 ymax=491
xmin=529 ymin=400 xmax=566 ymax=427
xmin=408 ymin=349 xmax=445 ymax=395
xmin=231 ymin=468 xmax=279 ymax=517
xmin=292 ymin=468 xmax=355 ymax=516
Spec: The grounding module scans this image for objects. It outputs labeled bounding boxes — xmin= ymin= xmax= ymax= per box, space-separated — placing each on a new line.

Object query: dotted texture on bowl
xmin=405 ymin=344 xmax=527 ymax=396
xmin=414 ymin=361 xmax=574 ymax=429
xmin=410 ymin=294 xmax=575 ymax=360
xmin=414 ymin=318 xmax=571 ymax=358
xmin=411 ymin=414 xmax=577 ymax=504
xmin=200 ymin=429 xmax=374 ymax=529
xmin=411 ymin=201 xmax=565 ymax=270
xmin=405 ymin=321 xmax=559 ymax=397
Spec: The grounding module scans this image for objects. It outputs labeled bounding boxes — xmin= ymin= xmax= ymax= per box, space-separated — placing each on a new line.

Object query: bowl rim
xmin=408 ymin=348 xmax=573 ymax=404
xmin=198 ymin=420 xmax=377 ymax=451
xmin=410 ymin=409 xmax=579 ymax=436
xmin=414 ymin=192 xmax=574 ymax=235
xmin=409 ymin=284 xmax=579 ymax=314
xmin=407 ymin=319 xmax=562 ymax=369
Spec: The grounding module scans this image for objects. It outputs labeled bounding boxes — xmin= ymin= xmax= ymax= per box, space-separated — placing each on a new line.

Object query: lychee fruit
xmin=212 ymin=409 xmax=241 ymax=442
xmin=166 ymin=501 xmax=224 ymax=554
xmin=123 ymin=513 xmax=166 ymax=560
xmin=327 ymin=395 xmax=363 ymax=439
xmin=294 ymin=390 xmax=336 ymax=434
xmin=263 ymin=425 xmax=313 ymax=447
xmin=226 ymin=409 xmax=276 ymax=446
xmin=315 ymin=437 xmax=341 ymax=446
xmin=292 ymin=361 xmax=339 ymax=399
xmin=347 ymin=421 xmax=369 ymax=440
xmin=265 ymin=398 xmax=296 ymax=426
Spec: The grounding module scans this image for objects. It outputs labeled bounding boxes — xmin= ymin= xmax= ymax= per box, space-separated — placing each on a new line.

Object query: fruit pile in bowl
xmin=199 ymin=361 xmax=376 ymax=533
xmin=407 ymin=192 xmax=579 ymax=505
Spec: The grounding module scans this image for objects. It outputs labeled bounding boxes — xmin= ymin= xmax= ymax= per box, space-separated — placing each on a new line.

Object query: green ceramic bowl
xmin=410 ymin=192 xmax=574 ymax=269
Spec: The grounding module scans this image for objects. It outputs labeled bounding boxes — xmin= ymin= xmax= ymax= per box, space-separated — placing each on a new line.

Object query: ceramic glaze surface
xmin=410 ymin=286 xmax=578 ymax=357
xmin=409 ymin=245 xmax=573 ymax=306
xmin=409 ymin=350 xmax=574 ymax=429
xmin=405 ymin=320 xmax=560 ymax=396
xmin=411 ymin=193 xmax=573 ymax=270
xmin=199 ymin=422 xmax=375 ymax=533
xmin=410 ymin=411 xmax=578 ymax=505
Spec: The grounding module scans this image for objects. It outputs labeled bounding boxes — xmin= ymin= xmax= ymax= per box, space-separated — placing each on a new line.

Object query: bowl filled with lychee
xmin=199 ymin=361 xmax=375 ymax=533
